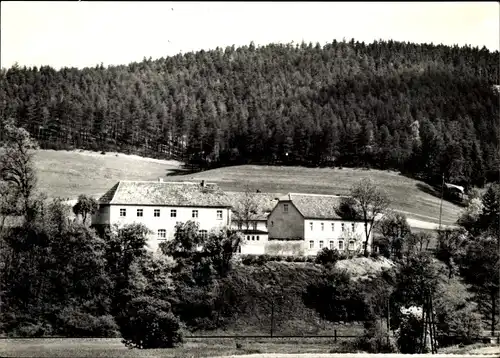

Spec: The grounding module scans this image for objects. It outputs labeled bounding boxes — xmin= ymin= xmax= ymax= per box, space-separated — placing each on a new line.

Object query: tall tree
xmin=0 ymin=119 xmax=40 ymax=221
xmin=350 ymin=178 xmax=391 ymax=256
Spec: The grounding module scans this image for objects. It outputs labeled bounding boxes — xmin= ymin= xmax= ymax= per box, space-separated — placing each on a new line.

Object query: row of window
xmin=119 ymin=208 xmax=223 ymax=220
xmin=309 ymin=222 xmax=357 ymax=232
xmin=157 ymin=229 xmax=208 ymax=240
xmin=309 ymin=239 xmax=353 ymax=251
xmin=237 ymin=222 xmax=265 ymax=230
xmin=246 ymin=235 xmax=260 ymax=241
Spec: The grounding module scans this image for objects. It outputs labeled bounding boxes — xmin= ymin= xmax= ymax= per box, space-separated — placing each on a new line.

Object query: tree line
xmin=0 ymin=39 xmax=498 ymax=189
xmin=0 ymin=122 xmax=498 ymax=353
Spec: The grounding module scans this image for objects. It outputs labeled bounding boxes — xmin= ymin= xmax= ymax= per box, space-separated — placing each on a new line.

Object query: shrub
xmin=354 ymin=320 xmax=398 ymax=353
xmin=57 ymin=308 xmax=119 ymax=337
xmin=13 ymin=322 xmax=54 ymax=337
xmin=395 ymin=312 xmax=427 ymax=353
xmin=117 ymin=296 xmax=183 ymax=349
xmin=315 ymin=248 xmax=341 ymax=266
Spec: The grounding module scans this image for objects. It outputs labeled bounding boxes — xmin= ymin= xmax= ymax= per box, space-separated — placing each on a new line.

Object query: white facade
xmin=231 ymin=219 xmax=269 ymax=255
xmin=239 ymin=231 xmax=268 ymax=255
xmin=303 ymin=219 xmax=371 ymax=256
xmin=93 ymin=204 xmax=231 ymax=251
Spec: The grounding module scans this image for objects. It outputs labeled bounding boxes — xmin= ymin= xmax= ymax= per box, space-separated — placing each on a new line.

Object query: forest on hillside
xmin=0 ymin=39 xmax=499 ymax=188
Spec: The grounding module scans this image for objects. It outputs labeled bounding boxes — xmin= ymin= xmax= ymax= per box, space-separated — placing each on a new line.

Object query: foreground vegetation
xmin=1 ymin=39 xmax=498 ymax=191
xmin=1 ymin=122 xmax=498 ymax=354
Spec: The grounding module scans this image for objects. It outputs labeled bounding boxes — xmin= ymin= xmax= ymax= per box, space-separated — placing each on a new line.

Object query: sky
xmin=1 ymin=1 xmax=499 ymax=70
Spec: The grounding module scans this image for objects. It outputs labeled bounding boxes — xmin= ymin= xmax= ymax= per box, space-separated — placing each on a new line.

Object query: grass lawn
xmin=170 ymin=165 xmax=462 ymax=226
xmin=2 ymin=338 xmax=497 ymax=358
xmin=0 ymin=337 xmax=354 ymax=358
xmin=33 ymin=150 xmax=182 ymax=200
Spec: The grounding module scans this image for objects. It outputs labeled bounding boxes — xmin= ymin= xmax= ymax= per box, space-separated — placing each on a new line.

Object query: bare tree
xmin=232 ymin=184 xmax=261 ymax=231
xmin=350 ymin=178 xmax=391 ymax=257
xmin=0 ymin=119 xmax=39 ymax=222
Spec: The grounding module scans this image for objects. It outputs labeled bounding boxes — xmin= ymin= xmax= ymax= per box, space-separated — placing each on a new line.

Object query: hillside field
xmin=171 ymin=165 xmax=462 ymax=227
xmin=33 ymin=150 xmax=462 ymax=228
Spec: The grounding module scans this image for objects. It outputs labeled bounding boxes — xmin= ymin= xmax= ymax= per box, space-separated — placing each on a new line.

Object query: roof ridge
xmin=289 ymin=192 xmax=347 ymax=198
xmin=109 ymin=181 xmax=122 ymax=204
xmin=119 ymin=180 xmax=215 ymax=185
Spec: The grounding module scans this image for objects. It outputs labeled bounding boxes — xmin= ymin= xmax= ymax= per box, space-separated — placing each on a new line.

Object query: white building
xmin=226 ymin=192 xmax=278 ymax=255
xmin=267 ymin=193 xmax=372 ymax=256
xmin=92 ymin=179 xmax=232 ymax=251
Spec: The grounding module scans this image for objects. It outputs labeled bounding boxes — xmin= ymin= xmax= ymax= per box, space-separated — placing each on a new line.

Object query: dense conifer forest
xmin=0 ymin=39 xmax=498 ymax=188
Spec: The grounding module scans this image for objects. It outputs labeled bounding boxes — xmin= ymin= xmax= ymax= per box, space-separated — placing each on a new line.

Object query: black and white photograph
xmin=0 ymin=1 xmax=499 ymax=357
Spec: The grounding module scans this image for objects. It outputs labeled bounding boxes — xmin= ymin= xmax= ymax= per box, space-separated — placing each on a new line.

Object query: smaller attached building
xmin=226 ymin=192 xmax=278 ymax=255
xmin=267 ymin=193 xmax=372 ymax=256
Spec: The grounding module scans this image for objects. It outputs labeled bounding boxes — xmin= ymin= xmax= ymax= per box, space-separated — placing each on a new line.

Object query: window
xmin=271 ymin=221 xmax=274 ymax=227
xmin=192 ymin=210 xmax=198 ymax=218
xmin=237 ymin=246 xmax=242 ymax=254
xmin=283 ymin=204 xmax=289 ymax=213
xmin=120 ymin=208 xmax=126 ymax=217
xmin=136 ymin=209 xmax=143 ymax=217
xmin=338 ymin=240 xmax=344 ymax=251
xmin=349 ymin=240 xmax=355 ymax=250
xmin=247 ymin=235 xmax=251 ymax=240
xmin=170 ymin=209 xmax=177 ymax=218
xmin=216 ymin=210 xmax=223 ymax=220
xmin=309 ymin=240 xmax=314 ymax=249
xmin=154 ymin=209 xmax=160 ymax=217
xmin=319 ymin=240 xmax=324 ymax=249
xmin=252 ymin=222 xmax=257 ymax=230
xmin=199 ymin=230 xmax=208 ymax=239
xmin=351 ymin=223 xmax=355 ymax=231
xmin=341 ymin=223 xmax=345 ymax=232
xmin=309 ymin=222 xmax=313 ymax=231
xmin=251 ymin=236 xmax=255 ymax=241
xmin=321 ymin=223 xmax=324 ymax=231
xmin=238 ymin=222 xmax=242 ymax=230
xmin=329 ymin=240 xmax=334 ymax=249
xmin=331 ymin=223 xmax=335 ymax=231
xmin=157 ymin=229 xmax=166 ymax=239
xmin=256 ymin=236 xmax=260 ymax=241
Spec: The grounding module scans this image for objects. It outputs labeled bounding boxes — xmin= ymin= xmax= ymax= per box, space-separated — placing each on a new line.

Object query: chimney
xmin=158 ymin=177 xmax=163 ymax=182
xmin=201 ymin=180 xmax=206 ymax=188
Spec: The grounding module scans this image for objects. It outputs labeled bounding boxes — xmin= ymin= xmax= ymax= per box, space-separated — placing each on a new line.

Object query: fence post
xmin=334 ymin=329 xmax=337 ymax=342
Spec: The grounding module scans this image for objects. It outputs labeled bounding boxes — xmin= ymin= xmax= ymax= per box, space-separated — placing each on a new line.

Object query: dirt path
xmin=406 ymin=218 xmax=458 ymax=230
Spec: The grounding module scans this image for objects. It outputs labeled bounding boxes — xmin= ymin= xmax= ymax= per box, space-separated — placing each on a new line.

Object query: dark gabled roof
xmin=225 ymin=191 xmax=280 ymax=220
xmin=98 ymin=181 xmax=231 ymax=207
xmin=99 ymin=182 xmax=119 ymax=203
xmin=278 ymin=193 xmax=348 ymax=220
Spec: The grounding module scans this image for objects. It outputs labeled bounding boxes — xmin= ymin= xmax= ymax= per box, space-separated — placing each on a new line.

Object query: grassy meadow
xmin=33 ymin=150 xmax=182 ymax=200
xmin=169 ymin=165 xmax=462 ymax=226
xmin=33 ymin=150 xmax=462 ymax=227
xmin=0 ymin=337 xmax=356 ymax=358
xmin=1 ymin=338 xmax=497 ymax=358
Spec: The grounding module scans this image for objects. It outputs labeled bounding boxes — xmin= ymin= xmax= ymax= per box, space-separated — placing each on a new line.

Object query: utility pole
xmin=438 ymin=173 xmax=445 ymax=231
